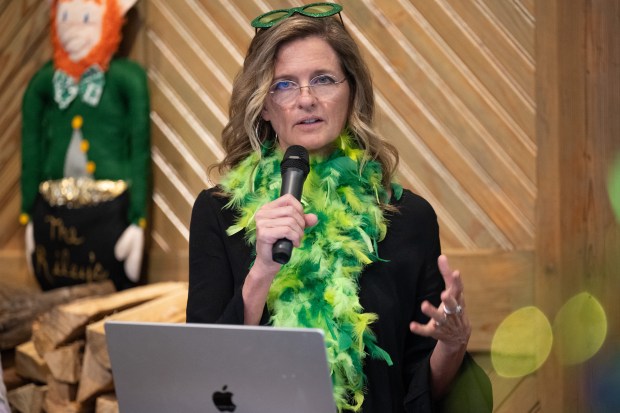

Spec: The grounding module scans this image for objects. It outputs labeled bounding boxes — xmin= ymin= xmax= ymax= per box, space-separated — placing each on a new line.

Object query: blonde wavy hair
xmin=214 ymin=14 xmax=399 ymax=191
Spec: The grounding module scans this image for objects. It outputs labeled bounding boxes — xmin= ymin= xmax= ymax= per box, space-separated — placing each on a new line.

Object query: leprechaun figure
xmin=20 ymin=0 xmax=150 ymax=290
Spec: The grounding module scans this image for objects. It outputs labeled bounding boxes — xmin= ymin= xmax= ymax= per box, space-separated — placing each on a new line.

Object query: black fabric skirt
xmin=30 ymin=192 xmax=136 ymax=291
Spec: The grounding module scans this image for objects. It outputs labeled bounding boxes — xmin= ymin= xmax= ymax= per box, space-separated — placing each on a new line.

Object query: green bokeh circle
xmin=553 ymin=292 xmax=607 ymax=365
xmin=491 ymin=306 xmax=553 ymax=378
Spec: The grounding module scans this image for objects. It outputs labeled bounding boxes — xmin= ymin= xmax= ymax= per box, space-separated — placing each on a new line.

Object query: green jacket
xmin=21 ymin=58 xmax=150 ymax=225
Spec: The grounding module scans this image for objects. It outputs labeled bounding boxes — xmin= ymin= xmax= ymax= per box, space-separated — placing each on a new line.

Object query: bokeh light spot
xmin=491 ymin=306 xmax=553 ymax=378
xmin=553 ymin=292 xmax=607 ymax=365
xmin=607 ymin=155 xmax=620 ymax=222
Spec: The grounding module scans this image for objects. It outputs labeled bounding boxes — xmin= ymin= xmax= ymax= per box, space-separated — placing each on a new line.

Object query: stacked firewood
xmin=2 ymin=281 xmax=188 ymax=413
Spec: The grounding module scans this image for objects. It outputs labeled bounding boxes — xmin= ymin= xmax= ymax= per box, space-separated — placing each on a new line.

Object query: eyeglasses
xmin=251 ymin=2 xmax=344 ymax=29
xmin=268 ymin=74 xmax=347 ymax=106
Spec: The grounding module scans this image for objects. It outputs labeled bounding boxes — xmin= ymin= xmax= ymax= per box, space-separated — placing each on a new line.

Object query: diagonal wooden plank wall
xmin=0 ymin=0 xmax=541 ymax=409
xmin=0 ymin=0 xmax=535 ymax=347
xmin=0 ymin=0 xmax=53 ymax=289
xmin=144 ymin=0 xmax=536 ymax=252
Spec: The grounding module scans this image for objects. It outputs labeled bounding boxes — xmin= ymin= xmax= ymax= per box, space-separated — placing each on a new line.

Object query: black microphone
xmin=272 ymin=145 xmax=310 ymax=264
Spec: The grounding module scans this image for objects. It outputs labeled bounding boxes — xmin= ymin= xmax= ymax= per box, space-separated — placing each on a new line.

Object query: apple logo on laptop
xmin=212 ymin=385 xmax=236 ymax=412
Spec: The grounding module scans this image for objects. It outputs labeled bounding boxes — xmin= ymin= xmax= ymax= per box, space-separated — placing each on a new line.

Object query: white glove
xmin=114 ymin=224 xmax=144 ymax=283
xmin=25 ymin=222 xmax=34 ymax=275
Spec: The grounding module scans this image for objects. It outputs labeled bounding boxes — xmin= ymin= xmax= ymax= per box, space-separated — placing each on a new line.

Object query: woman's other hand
xmin=409 ymin=254 xmax=471 ymax=349
xmin=409 ymin=254 xmax=471 ymax=397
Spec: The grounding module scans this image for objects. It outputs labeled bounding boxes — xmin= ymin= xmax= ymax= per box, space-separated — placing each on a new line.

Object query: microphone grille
xmin=281 ymin=145 xmax=309 ymax=176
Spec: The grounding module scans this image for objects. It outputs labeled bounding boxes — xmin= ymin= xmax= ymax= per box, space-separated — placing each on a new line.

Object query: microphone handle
xmin=279 ymin=168 xmax=305 ymax=200
xmin=272 ymin=168 xmax=305 ymax=264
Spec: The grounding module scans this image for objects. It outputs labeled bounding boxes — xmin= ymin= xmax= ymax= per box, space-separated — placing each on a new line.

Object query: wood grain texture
xmin=7 ymin=383 xmax=47 ymax=413
xmin=445 ymin=249 xmax=533 ymax=350
xmin=0 ymin=0 xmax=537 ymax=290
xmin=535 ymin=0 xmax=620 ymax=411
xmin=6 ymin=2 xmax=599 ymax=411
xmin=85 ymin=287 xmax=187 ymax=370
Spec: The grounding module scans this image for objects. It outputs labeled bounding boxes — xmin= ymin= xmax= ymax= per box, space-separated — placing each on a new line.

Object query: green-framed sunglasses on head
xmin=251 ymin=2 xmax=343 ymax=29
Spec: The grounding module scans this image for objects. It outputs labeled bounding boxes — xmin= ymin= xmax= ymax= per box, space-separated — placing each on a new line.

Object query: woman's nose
xmin=296 ymin=86 xmax=317 ymax=105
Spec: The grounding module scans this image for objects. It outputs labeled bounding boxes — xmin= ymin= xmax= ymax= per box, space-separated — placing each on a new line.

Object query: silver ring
xmin=444 ymin=304 xmax=463 ymax=315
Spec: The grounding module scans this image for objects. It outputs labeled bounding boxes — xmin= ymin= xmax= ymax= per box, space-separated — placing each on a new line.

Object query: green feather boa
xmin=221 ymin=132 xmax=393 ymax=411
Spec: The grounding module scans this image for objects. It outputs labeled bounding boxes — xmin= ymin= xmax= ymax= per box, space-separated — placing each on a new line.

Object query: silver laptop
xmin=105 ymin=321 xmax=337 ymax=413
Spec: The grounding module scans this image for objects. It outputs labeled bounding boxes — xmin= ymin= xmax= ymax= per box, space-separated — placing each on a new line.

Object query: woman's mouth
xmin=297 ymin=117 xmax=322 ymax=125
